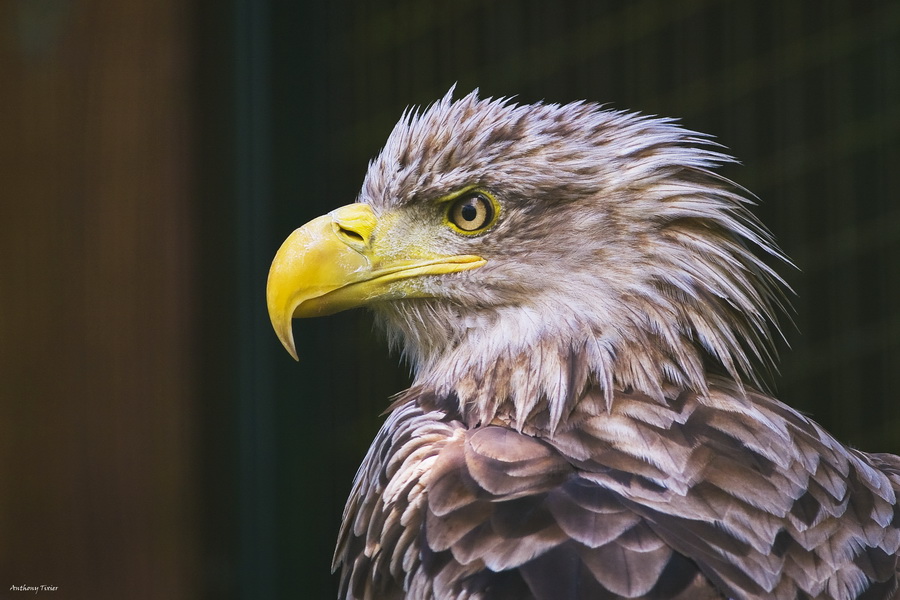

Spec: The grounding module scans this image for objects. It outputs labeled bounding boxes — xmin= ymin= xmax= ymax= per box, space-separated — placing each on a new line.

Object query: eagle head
xmin=267 ymin=90 xmax=788 ymax=432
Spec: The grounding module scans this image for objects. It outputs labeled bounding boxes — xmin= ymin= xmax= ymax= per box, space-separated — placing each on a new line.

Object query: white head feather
xmin=361 ymin=90 xmax=791 ymax=433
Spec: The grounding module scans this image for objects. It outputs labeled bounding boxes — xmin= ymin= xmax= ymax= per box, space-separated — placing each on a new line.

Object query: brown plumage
xmin=266 ymin=90 xmax=900 ymax=599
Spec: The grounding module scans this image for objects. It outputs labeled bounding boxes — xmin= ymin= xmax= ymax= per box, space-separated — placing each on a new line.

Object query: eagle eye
xmin=447 ymin=192 xmax=497 ymax=234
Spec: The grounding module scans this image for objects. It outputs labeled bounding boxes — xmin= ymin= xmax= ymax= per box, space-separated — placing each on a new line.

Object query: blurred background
xmin=1 ymin=0 xmax=898 ymax=598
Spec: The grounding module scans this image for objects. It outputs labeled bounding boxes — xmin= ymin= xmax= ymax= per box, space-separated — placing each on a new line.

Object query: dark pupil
xmin=461 ymin=201 xmax=478 ymax=222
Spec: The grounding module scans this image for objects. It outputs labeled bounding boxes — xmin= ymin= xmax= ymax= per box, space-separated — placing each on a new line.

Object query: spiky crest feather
xmin=362 ymin=90 xmax=790 ymax=433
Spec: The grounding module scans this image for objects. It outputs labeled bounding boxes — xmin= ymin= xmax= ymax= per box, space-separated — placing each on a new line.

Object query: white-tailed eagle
xmin=266 ymin=91 xmax=900 ymax=599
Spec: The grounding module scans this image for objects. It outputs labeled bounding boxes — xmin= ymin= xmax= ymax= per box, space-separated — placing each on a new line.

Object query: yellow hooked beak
xmin=266 ymin=203 xmax=486 ymax=360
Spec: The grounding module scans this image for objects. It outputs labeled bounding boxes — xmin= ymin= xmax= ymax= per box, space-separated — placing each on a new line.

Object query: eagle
xmin=266 ymin=90 xmax=900 ymax=600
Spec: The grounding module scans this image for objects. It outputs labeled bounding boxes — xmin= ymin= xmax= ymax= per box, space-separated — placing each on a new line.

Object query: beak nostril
xmin=329 ymin=204 xmax=377 ymax=247
xmin=338 ymin=226 xmax=365 ymax=243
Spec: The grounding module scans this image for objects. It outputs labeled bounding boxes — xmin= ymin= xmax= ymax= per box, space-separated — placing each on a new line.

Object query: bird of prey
xmin=266 ymin=90 xmax=900 ymax=599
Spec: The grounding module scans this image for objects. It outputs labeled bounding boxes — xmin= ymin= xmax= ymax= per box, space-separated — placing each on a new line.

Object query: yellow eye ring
xmin=446 ymin=191 xmax=498 ymax=234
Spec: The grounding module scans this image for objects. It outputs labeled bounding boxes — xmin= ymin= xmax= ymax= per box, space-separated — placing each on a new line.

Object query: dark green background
xmin=203 ymin=2 xmax=900 ymax=598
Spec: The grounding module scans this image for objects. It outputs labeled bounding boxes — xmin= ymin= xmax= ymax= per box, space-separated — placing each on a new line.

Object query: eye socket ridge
xmin=446 ymin=191 xmax=498 ymax=234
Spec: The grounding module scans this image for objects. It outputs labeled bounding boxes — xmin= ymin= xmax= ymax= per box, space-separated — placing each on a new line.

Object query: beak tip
xmin=276 ymin=325 xmax=300 ymax=362
xmin=269 ymin=308 xmax=300 ymax=361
